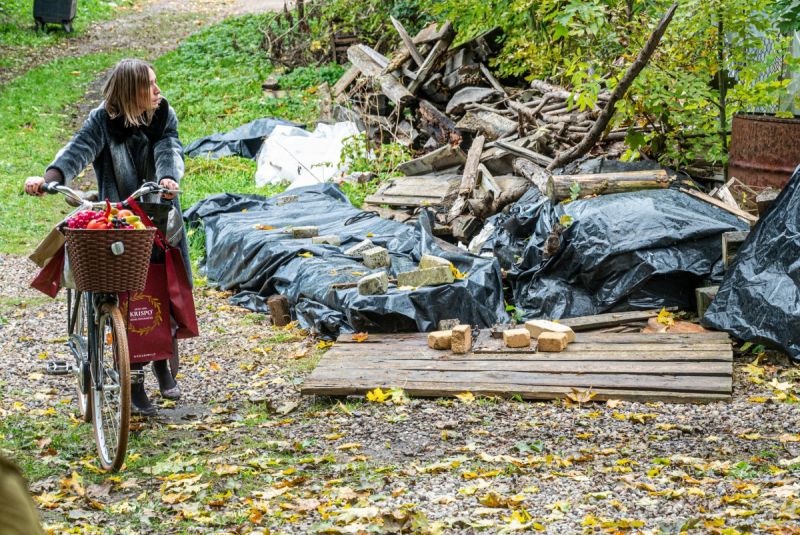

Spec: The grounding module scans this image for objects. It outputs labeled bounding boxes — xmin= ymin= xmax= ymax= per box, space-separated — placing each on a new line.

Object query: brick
xmin=291 ymin=226 xmax=319 ymax=239
xmin=503 ymin=328 xmax=531 ymax=348
xmin=344 ymin=239 xmax=374 ymax=257
xmin=311 ymin=235 xmax=342 ymax=246
xmin=362 ymin=246 xmax=391 ymax=269
xmin=419 ymin=254 xmax=451 ymax=270
xmin=524 ymin=320 xmax=575 ymax=343
xmin=537 ymin=332 xmax=568 ymax=352
xmin=357 ymin=271 xmax=388 ymax=296
xmin=451 ymin=325 xmax=472 ymax=354
xmin=397 ymin=266 xmax=454 ymax=288
xmin=428 ymin=330 xmax=452 ymax=350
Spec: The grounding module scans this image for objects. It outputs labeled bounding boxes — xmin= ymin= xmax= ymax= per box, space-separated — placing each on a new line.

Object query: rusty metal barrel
xmin=729 ymin=113 xmax=800 ymax=189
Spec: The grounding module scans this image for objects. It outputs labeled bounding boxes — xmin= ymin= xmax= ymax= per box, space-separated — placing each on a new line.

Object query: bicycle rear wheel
xmin=90 ymin=302 xmax=130 ymax=471
xmin=67 ymin=289 xmax=91 ymax=422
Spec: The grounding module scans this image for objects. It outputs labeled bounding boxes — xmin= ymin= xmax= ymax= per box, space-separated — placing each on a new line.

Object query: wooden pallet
xmin=301 ymin=331 xmax=733 ymax=403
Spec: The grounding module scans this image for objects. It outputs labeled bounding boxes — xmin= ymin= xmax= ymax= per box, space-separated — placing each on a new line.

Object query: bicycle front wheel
xmin=90 ymin=303 xmax=130 ymax=471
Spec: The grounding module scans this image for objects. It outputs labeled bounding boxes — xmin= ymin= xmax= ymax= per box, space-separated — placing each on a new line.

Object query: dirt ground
xmin=1 ymin=0 xmax=286 ymax=85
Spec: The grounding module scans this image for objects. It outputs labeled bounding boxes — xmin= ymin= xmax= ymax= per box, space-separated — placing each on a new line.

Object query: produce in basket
xmin=66 ymin=200 xmax=147 ymax=230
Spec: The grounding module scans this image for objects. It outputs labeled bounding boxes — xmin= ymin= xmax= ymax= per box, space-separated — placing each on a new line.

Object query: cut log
xmin=268 ymin=295 xmax=291 ymax=327
xmin=347 ymin=45 xmax=415 ymax=107
xmin=547 ymin=169 xmax=672 ymax=201
xmin=492 ymin=174 xmax=532 ymax=212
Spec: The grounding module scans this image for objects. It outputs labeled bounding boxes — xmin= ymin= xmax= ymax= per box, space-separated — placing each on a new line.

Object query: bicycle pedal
xmin=44 ymin=360 xmax=76 ymax=376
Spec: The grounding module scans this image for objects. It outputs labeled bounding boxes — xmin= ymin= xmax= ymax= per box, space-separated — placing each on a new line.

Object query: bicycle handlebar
xmin=42 ymin=181 xmax=181 ymax=210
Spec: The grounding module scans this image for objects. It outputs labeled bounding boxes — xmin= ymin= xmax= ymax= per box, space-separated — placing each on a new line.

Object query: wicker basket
xmin=64 ymin=228 xmax=156 ymax=292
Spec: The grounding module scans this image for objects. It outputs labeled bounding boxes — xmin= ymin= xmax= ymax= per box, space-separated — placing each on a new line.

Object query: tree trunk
xmin=547 ymin=170 xmax=672 ymax=201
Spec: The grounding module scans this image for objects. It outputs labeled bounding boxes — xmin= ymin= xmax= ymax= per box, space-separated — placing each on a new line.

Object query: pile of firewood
xmin=327 ymin=5 xmax=744 ymax=243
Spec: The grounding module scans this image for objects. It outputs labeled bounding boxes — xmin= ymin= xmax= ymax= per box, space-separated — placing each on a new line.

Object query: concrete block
xmin=397 ymin=266 xmax=454 ymax=288
xmin=291 ymin=226 xmax=319 ymax=239
xmin=438 ymin=319 xmax=460 ymax=331
xmin=428 ymin=330 xmax=452 ymax=350
xmin=344 ymin=239 xmax=374 ymax=257
xmin=419 ymin=254 xmax=451 ymax=270
xmin=524 ymin=320 xmax=575 ymax=343
xmin=362 ymin=246 xmax=391 ymax=269
xmin=312 ymin=235 xmax=342 ymax=246
xmin=696 ymin=286 xmax=719 ymax=319
xmin=451 ymin=325 xmax=472 ymax=354
xmin=503 ymin=328 xmax=531 ymax=348
xmin=358 ymin=271 xmax=388 ymax=296
xmin=537 ymin=331 xmax=568 ymax=352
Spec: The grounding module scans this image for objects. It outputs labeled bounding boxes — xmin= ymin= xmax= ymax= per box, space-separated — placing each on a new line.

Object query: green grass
xmin=0 ymin=13 xmax=353 ymax=257
xmin=0 ymin=0 xmax=134 ymax=62
xmin=0 ymin=51 xmax=130 ymax=254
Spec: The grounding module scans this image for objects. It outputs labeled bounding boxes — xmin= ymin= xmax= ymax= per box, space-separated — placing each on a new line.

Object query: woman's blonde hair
xmin=103 ymin=59 xmax=154 ymax=127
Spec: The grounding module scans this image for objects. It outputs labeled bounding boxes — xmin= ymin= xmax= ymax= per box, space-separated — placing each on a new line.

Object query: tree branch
xmin=546 ymin=2 xmax=679 ymax=171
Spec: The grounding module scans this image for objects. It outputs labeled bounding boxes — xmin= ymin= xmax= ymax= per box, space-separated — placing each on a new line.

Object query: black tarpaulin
xmin=184 ymin=184 xmax=507 ymax=337
xmin=703 ymin=166 xmax=800 ymax=360
xmin=184 ymin=118 xmax=301 ymax=160
xmin=480 ymin=187 xmax=748 ymax=319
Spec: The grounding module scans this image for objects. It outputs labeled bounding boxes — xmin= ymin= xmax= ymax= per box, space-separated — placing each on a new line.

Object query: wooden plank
xmin=300 ymin=380 xmax=730 ymax=403
xmin=326 ymin=346 xmax=732 ymax=362
xmin=347 ymin=45 xmax=415 ymax=107
xmin=390 ymin=16 xmax=424 ymax=67
xmin=306 ymin=367 xmax=731 ymax=393
xmin=559 ymin=309 xmax=667 ymax=331
xmin=679 ymin=187 xmax=758 ymax=226
xmin=493 ymin=139 xmax=553 ymax=167
xmin=316 ymin=357 xmax=731 ymax=376
xmin=332 ymin=65 xmax=361 ymax=97
xmin=408 ymin=22 xmax=455 ymax=94
xmin=333 ymin=330 xmax=730 ymax=344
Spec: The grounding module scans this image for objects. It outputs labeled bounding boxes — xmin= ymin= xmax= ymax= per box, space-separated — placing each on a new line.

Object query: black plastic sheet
xmin=184 ymin=118 xmax=300 ymax=160
xmin=480 ymin=187 xmax=748 ymax=319
xmin=703 ymin=166 xmax=800 ymax=360
xmin=185 ymin=185 xmax=507 ymax=337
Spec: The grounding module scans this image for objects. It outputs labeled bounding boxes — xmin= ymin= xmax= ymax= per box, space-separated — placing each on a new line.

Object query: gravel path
xmin=2 ymin=252 xmax=799 ymax=533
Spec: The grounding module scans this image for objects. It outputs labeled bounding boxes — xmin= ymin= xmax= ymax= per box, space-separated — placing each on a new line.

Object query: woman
xmin=24 ymin=58 xmax=190 ymax=417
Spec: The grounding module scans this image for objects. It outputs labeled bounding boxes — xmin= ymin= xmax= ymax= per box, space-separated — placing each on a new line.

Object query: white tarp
xmin=255 ymin=121 xmax=361 ymax=189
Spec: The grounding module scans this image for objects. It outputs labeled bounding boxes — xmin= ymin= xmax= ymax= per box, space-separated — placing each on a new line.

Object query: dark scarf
xmin=107 ymin=97 xmax=170 ymax=144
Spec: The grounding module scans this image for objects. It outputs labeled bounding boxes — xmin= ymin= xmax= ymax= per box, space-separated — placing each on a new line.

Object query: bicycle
xmin=41 ymin=181 xmax=179 ymax=471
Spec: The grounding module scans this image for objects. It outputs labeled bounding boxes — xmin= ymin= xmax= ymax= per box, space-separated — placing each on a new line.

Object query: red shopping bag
xmin=119 ymin=262 xmax=173 ymax=364
xmin=30 ymin=245 xmax=65 ymax=298
xmin=128 ymin=198 xmax=199 ymax=339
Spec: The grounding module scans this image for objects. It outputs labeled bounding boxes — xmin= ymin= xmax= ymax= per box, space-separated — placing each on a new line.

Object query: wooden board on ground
xmin=302 ymin=331 xmax=733 ymax=403
xmin=364 ymin=174 xmax=461 ymax=208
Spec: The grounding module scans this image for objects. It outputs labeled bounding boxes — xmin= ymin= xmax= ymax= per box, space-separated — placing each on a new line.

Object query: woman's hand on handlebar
xmin=159 ymin=178 xmax=179 ymax=200
xmin=24 ymin=176 xmax=46 ymax=196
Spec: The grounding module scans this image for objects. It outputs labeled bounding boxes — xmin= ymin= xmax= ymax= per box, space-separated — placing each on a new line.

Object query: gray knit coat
xmin=46 ymin=98 xmax=191 ymax=279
